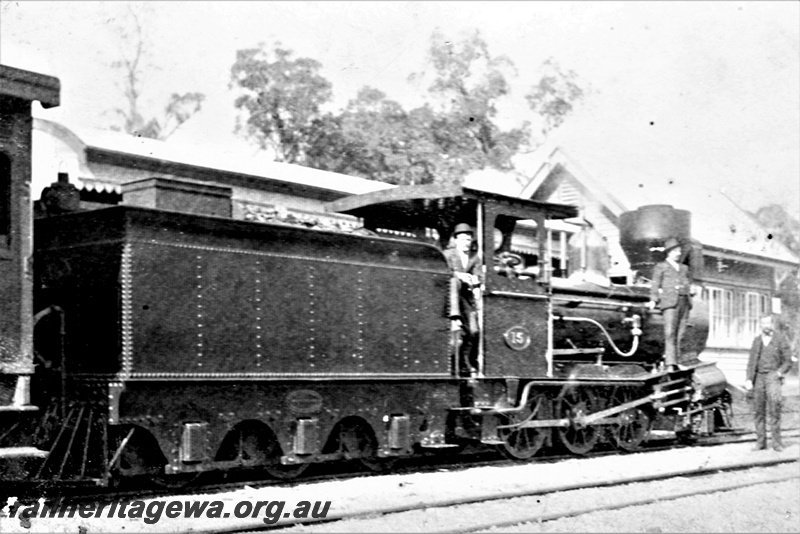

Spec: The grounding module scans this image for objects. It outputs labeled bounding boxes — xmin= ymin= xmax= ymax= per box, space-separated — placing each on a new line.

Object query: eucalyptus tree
xmin=230 ymin=43 xmax=333 ymax=163
xmin=230 ymin=31 xmax=587 ymax=185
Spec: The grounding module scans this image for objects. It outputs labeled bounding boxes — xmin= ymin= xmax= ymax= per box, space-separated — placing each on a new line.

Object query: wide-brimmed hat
xmin=664 ymin=237 xmax=681 ymax=252
xmin=453 ymin=223 xmax=474 ymax=236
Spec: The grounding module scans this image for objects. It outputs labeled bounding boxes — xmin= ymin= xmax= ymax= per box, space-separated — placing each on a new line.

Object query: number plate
xmin=503 ymin=326 xmax=532 ymax=351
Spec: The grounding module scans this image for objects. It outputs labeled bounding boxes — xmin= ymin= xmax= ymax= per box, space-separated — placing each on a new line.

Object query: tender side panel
xmin=126 ymin=212 xmax=451 ymax=376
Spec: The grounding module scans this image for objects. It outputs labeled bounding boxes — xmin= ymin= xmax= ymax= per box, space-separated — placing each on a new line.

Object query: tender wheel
xmin=608 ymin=388 xmax=651 ymax=452
xmin=252 ymin=431 xmax=308 ymax=480
xmin=110 ymin=426 xmax=163 ymax=478
xmin=151 ymin=472 xmax=203 ymax=489
xmin=498 ymin=393 xmax=551 ymax=460
xmin=217 ymin=424 xmax=308 ymax=480
xmin=556 ymin=387 xmax=600 ymax=455
xmin=327 ymin=418 xmax=394 ymax=472
xmin=264 ymin=460 xmax=309 ymax=480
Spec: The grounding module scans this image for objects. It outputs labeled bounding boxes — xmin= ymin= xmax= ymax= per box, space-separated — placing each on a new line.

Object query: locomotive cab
xmin=327 ymin=183 xmax=580 ymax=379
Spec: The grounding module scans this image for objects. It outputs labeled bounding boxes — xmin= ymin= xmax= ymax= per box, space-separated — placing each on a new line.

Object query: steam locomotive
xmin=0 ymin=65 xmax=731 ymax=487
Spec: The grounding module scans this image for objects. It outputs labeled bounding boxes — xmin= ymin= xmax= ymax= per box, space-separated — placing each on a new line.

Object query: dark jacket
xmin=650 ymin=260 xmax=692 ymax=310
xmin=443 ymin=247 xmax=480 ymax=277
xmin=443 ymin=247 xmax=480 ymax=324
xmin=746 ymin=332 xmax=793 ymax=382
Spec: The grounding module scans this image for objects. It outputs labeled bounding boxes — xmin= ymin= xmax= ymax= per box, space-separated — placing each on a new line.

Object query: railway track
xmin=205 ymin=447 xmax=798 ymax=534
xmin=1 ymin=429 xmax=796 ymax=534
xmin=6 ymin=426 xmax=797 ymax=506
xmin=440 ymin=468 xmax=799 ymax=533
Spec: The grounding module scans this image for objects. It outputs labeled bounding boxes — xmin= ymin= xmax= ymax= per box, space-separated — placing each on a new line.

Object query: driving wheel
xmin=607 ymin=388 xmax=651 ymax=452
xmin=498 ymin=393 xmax=551 ymax=460
xmin=556 ymin=387 xmax=600 ymax=455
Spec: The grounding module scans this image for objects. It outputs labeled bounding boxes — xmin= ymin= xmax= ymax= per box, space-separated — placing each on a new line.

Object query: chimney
xmin=618 ymin=204 xmax=692 ymax=280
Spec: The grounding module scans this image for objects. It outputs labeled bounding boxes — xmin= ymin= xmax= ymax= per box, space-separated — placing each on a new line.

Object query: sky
xmin=2 ymin=1 xmax=799 ymax=218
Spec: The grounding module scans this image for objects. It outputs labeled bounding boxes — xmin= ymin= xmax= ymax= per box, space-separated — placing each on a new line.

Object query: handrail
xmin=557 ymin=316 xmax=641 ymax=357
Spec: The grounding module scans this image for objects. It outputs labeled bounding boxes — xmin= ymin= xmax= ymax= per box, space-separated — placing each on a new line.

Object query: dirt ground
xmin=289 ymin=465 xmax=799 ymax=533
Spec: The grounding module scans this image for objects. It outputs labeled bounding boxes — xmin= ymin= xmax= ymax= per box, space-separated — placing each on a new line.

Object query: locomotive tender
xmin=0 ymin=65 xmax=731 ymax=486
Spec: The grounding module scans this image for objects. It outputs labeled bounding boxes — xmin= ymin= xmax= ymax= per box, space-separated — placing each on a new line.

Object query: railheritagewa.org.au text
xmin=2 ymin=497 xmax=331 ymax=525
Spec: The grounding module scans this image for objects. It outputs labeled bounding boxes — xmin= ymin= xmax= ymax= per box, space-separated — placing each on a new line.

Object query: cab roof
xmin=325 ymin=183 xmax=578 ymax=230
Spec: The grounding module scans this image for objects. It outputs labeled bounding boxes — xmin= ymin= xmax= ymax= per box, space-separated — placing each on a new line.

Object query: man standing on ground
xmin=746 ymin=315 xmax=792 ymax=452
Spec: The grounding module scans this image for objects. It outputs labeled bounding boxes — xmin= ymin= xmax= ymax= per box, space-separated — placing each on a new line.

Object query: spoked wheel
xmin=497 ymin=393 xmax=551 ymax=460
xmin=329 ymin=419 xmax=394 ymax=472
xmin=218 ymin=424 xmax=308 ymax=480
xmin=556 ymin=387 xmax=600 ymax=455
xmin=607 ymin=388 xmax=652 ymax=452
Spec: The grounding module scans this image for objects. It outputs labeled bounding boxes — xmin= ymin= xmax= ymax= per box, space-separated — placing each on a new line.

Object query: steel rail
xmin=195 ymin=445 xmax=799 ymax=533
xmin=444 ymin=471 xmax=800 ymax=534
xmin=20 ymin=428 xmax=799 ymax=508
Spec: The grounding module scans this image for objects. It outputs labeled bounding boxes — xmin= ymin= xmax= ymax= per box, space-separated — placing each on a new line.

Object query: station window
xmin=703 ymin=285 xmax=771 ymax=347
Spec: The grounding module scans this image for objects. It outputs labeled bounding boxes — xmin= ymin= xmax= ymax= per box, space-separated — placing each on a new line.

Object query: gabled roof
xmin=503 ymin=143 xmax=799 ymax=267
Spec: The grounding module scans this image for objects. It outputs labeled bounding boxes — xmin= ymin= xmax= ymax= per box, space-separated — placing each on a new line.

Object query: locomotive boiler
xmin=0 ymin=65 xmax=731 ymax=487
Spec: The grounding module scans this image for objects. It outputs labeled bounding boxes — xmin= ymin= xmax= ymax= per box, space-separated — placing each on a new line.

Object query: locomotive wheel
xmin=498 ymin=393 xmax=550 ymax=460
xmin=151 ymin=472 xmax=203 ymax=489
xmin=246 ymin=429 xmax=308 ymax=480
xmin=110 ymin=427 xmax=163 ymax=478
xmin=329 ymin=419 xmax=394 ymax=472
xmin=264 ymin=460 xmax=309 ymax=480
xmin=219 ymin=425 xmax=308 ymax=480
xmin=555 ymin=387 xmax=600 ymax=455
xmin=608 ymin=388 xmax=651 ymax=452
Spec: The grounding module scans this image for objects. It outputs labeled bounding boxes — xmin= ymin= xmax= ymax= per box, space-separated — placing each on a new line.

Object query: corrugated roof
xmin=33 ymin=119 xmax=393 ymax=198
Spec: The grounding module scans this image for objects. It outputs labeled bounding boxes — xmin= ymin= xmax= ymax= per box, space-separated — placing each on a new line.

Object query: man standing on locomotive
xmin=745 ymin=315 xmax=792 ymax=452
xmin=647 ymin=237 xmax=693 ymax=372
xmin=444 ymin=223 xmax=481 ymax=377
